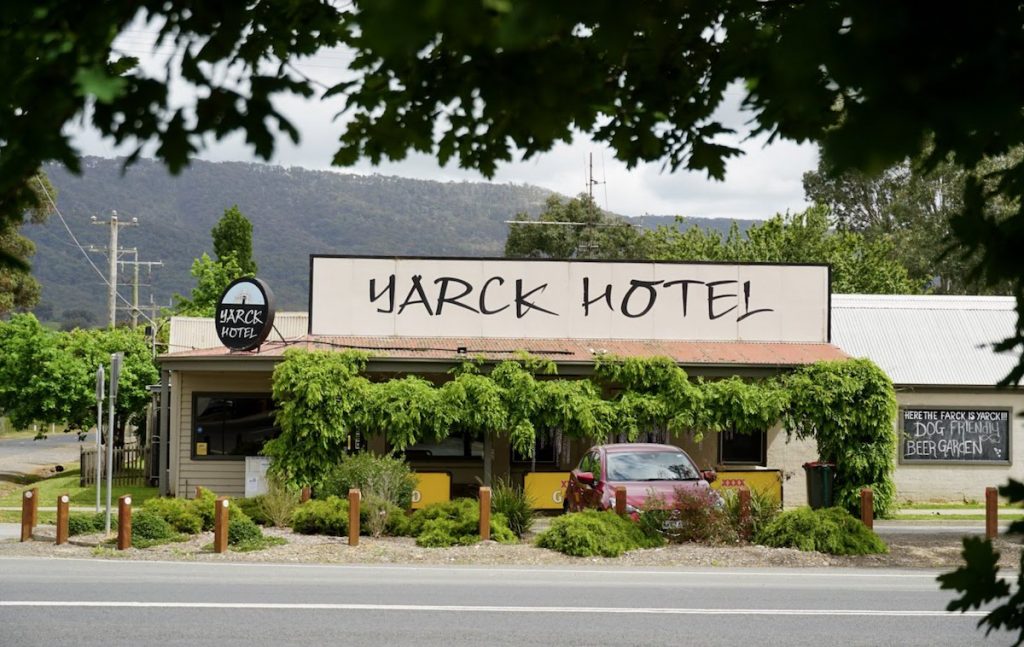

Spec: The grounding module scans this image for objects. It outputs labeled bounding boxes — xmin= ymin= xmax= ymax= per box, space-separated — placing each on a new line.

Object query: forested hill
xmin=27 ymin=157 xmax=755 ymax=325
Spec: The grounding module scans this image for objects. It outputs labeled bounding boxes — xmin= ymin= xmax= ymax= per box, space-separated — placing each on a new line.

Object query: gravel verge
xmin=2 ymin=524 xmax=1020 ymax=570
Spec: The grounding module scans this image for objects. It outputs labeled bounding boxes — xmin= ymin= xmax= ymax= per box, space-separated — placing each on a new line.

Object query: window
xmin=606 ymin=451 xmax=699 ymax=481
xmin=192 ymin=394 xmax=280 ymax=460
xmin=511 ymin=429 xmax=557 ymax=464
xmin=718 ymin=427 xmax=766 ymax=466
xmin=404 ymin=431 xmax=482 ymax=460
xmin=577 ymin=451 xmax=601 ymax=481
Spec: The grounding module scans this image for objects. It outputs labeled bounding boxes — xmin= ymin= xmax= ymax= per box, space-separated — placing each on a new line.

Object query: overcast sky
xmin=71 ymin=31 xmax=819 ymax=221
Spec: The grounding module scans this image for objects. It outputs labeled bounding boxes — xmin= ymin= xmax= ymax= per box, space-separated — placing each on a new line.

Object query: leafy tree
xmin=211 ymin=205 xmax=257 ymax=275
xmin=505 ymin=194 xmax=644 ymax=259
xmin=0 ymin=172 xmax=56 ymax=315
xmin=171 ymin=253 xmax=250 ymax=317
xmin=0 ymin=314 xmax=157 ymax=439
xmin=643 ymin=207 xmax=917 ymax=294
xmin=804 ymin=149 xmax=1020 ymax=295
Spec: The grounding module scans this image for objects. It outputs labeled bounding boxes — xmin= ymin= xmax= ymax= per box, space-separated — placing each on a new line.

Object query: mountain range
xmin=26 ymin=157 xmax=757 ymax=325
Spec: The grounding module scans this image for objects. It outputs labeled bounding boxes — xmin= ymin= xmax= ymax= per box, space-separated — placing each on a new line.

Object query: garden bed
xmin=4 ymin=523 xmax=1019 ymax=570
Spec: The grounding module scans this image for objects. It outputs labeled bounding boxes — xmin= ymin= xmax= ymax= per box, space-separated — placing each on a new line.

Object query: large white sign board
xmin=309 ymin=256 xmax=830 ymax=343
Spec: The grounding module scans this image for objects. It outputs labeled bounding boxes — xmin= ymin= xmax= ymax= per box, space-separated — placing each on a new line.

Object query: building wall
xmin=171 ymin=370 xmax=273 ymax=498
xmin=893 ymin=389 xmax=1024 ymax=503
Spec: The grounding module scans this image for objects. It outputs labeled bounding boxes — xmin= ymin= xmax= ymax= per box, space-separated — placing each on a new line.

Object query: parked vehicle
xmin=564 ymin=443 xmax=719 ymax=516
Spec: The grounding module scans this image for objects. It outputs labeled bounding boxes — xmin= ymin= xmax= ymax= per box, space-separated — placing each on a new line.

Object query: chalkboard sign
xmin=901 ymin=407 xmax=1012 ymax=464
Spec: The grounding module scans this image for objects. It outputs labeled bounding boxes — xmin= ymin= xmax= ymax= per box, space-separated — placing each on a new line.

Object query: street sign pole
xmin=95 ymin=366 xmax=104 ymax=513
xmin=104 ymin=353 xmax=122 ymax=534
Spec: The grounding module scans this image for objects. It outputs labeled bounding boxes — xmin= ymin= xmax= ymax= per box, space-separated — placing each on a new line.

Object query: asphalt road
xmin=0 ymin=432 xmax=90 ymax=482
xmin=0 ymin=558 xmax=1011 ymax=646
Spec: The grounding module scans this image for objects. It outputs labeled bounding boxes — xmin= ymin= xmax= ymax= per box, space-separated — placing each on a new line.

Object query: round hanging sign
xmin=215 ymin=277 xmax=276 ymax=351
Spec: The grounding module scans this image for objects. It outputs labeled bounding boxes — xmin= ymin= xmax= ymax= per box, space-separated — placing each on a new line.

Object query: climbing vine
xmin=266 ymin=350 xmax=898 ymax=516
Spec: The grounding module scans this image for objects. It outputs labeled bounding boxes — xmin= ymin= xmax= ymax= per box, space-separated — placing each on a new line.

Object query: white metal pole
xmin=107 ymin=213 xmax=119 ymax=328
xmin=105 ymin=390 xmax=114 ymax=533
xmin=95 ymin=365 xmax=104 ymax=513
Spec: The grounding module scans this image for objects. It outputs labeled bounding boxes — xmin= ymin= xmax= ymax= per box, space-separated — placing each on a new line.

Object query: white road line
xmin=0 ymin=556 xmax=965 ymax=579
xmin=0 ymin=601 xmax=988 ymax=617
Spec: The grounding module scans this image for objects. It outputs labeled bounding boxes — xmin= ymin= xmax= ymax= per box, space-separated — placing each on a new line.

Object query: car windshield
xmin=606 ymin=451 xmax=699 ymax=481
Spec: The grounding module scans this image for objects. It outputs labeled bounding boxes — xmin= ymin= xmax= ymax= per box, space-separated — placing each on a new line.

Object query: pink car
xmin=565 ymin=443 xmax=719 ymax=516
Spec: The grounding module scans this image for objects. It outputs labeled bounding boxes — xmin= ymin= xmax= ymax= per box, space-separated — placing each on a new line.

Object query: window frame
xmin=190 ymin=392 xmax=280 ymax=462
xmin=401 ymin=430 xmax=484 ymax=461
xmin=717 ymin=426 xmax=767 ymax=466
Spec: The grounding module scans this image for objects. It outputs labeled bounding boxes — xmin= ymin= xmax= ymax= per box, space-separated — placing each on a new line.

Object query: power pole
xmin=91 ymin=211 xmax=137 ymax=328
xmin=118 ymin=253 xmax=163 ymax=328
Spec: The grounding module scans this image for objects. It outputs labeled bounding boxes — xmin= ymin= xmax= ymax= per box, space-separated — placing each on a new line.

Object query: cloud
xmin=68 ymin=36 xmax=819 ymax=222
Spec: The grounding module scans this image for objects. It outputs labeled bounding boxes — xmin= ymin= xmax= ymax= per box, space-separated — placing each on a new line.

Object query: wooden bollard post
xmin=479 ymin=486 xmax=491 ymax=541
xmin=986 ymin=486 xmax=998 ymax=539
xmin=738 ymin=487 xmax=752 ymax=540
xmin=20 ymin=487 xmax=38 ymax=542
xmin=214 ymin=497 xmax=229 ymax=553
xmin=860 ymin=488 xmax=873 ymax=530
xmin=348 ymin=489 xmax=361 ymax=547
xmin=56 ymin=494 xmax=70 ymax=545
xmin=614 ymin=486 xmax=628 ymax=516
xmin=117 ymin=495 xmax=132 ymax=550
xmin=195 ymin=485 xmax=204 ymax=499
xmin=301 ymin=486 xmax=312 ymax=503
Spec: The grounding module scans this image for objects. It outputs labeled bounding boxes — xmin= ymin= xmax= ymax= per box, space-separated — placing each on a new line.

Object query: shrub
xmin=144 ymin=497 xmax=203 ymax=534
xmin=755 ymin=506 xmax=888 ymax=555
xmin=408 ymin=498 xmax=516 ymax=547
xmin=68 ymin=513 xmax=103 ymax=536
xmin=188 ymin=488 xmax=218 ymax=531
xmin=638 ymin=488 xmax=737 ymax=545
xmin=491 ymin=477 xmax=535 ymax=538
xmin=259 ymin=477 xmax=302 ymax=527
xmin=291 ymin=497 xmax=349 ymax=536
xmin=228 ymin=515 xmax=264 ymax=546
xmin=318 ymin=452 xmax=416 ymax=509
xmin=721 ymin=487 xmax=782 ymax=540
xmin=361 ymin=495 xmax=410 ymax=538
xmin=536 ymin=510 xmax=664 ymax=557
xmin=131 ymin=510 xmax=183 ymax=548
xmin=236 ymin=496 xmax=271 ymax=526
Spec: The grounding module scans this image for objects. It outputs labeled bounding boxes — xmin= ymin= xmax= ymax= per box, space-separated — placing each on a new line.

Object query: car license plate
xmin=662 ymin=519 xmax=684 ymax=530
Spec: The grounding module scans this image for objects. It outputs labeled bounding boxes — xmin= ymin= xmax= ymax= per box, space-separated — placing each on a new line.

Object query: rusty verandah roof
xmin=161 ymin=334 xmax=847 ymax=367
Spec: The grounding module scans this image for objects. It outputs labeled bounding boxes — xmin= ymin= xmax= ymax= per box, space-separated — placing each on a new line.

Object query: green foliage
xmin=491 ymin=477 xmax=535 ymax=538
xmin=188 ymin=489 xmax=219 ymax=531
xmin=264 ymin=349 xmax=370 ymax=488
xmin=940 ymin=478 xmax=1024 ymax=644
xmin=536 ymin=510 xmax=664 ymax=557
xmin=318 ymin=452 xmax=416 ymax=509
xmin=291 ymin=497 xmax=350 ymax=536
xmin=361 ymin=495 xmax=411 ymax=538
xmin=642 ymin=207 xmax=917 ymax=294
xmin=227 ymin=515 xmax=264 ymax=546
xmin=131 ymin=510 xmax=184 ymax=548
xmin=67 ymin=512 xmax=110 ymax=536
xmin=721 ymin=488 xmax=783 ymax=541
xmin=504 ymin=194 xmax=645 ymax=260
xmin=784 ymin=359 xmax=898 ymax=517
xmin=0 ymin=314 xmax=157 ymax=435
xmin=756 ymin=507 xmax=888 ymax=556
xmin=638 ymin=489 xmax=737 ymax=545
xmin=211 ymin=205 xmax=257 ymax=275
xmin=143 ymin=497 xmax=203 ymax=534
xmin=240 ymin=478 xmax=302 ymax=527
xmin=171 ymin=253 xmax=251 ymax=318
xmin=408 ymin=499 xmax=516 ymax=547
xmin=0 ymin=171 xmax=55 ymax=315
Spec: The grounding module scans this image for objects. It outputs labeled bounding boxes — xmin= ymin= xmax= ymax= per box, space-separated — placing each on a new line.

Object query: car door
xmin=569 ymin=450 xmax=603 ymax=511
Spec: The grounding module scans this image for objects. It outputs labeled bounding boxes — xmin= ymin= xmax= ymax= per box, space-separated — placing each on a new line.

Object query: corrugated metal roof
xmin=167 ymin=312 xmax=309 ymax=353
xmin=831 ymin=295 xmax=1019 ymax=386
xmin=163 ymin=334 xmax=846 ymax=367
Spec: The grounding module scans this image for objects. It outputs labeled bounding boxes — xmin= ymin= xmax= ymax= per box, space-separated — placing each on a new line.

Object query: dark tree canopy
xmin=212 ymin=205 xmax=257 ymax=275
xmin=6 ymin=1 xmax=1024 ymax=376
xmin=504 ymin=194 xmax=644 ymax=260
